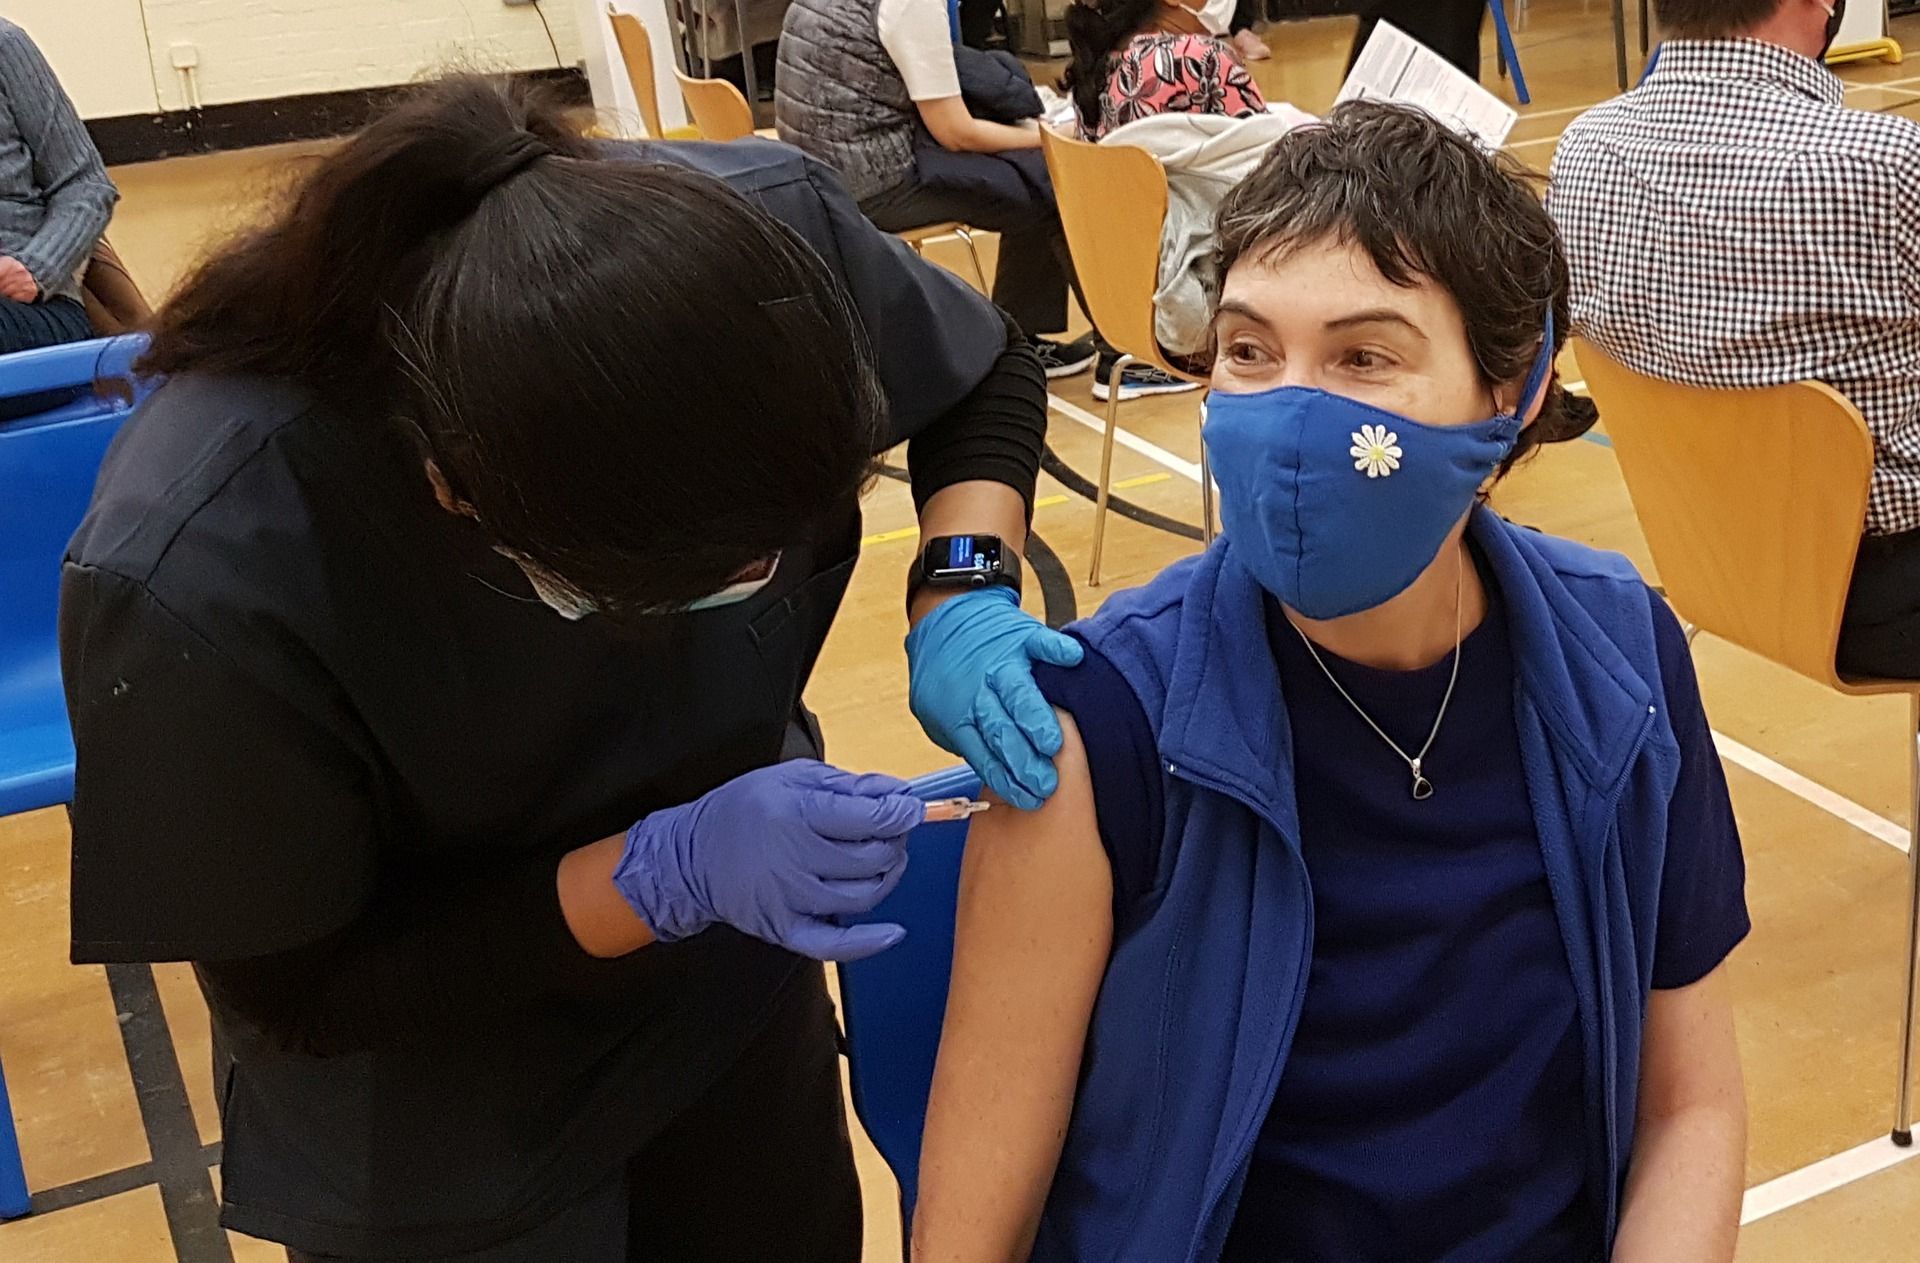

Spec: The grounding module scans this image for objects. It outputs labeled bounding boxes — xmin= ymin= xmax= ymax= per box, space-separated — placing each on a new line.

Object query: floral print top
xmin=1090 ymin=32 xmax=1268 ymax=141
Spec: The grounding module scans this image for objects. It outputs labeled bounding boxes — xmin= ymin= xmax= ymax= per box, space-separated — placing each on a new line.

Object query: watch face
xmin=928 ymin=534 xmax=1003 ymax=581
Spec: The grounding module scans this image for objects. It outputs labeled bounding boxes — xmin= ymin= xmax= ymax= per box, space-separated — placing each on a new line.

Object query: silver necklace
xmin=1291 ymin=547 xmax=1466 ymax=801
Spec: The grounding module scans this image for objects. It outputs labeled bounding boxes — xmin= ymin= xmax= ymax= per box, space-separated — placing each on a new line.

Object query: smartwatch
xmin=908 ymin=534 xmax=1022 ymax=610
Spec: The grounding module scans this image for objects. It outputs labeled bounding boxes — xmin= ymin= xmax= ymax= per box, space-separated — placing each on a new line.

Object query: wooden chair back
xmin=674 ymin=71 xmax=755 ymax=141
xmin=1038 ymin=127 xmax=1193 ymax=379
xmin=1572 ymin=336 xmax=1885 ymax=691
xmin=608 ymin=9 xmax=667 ymax=139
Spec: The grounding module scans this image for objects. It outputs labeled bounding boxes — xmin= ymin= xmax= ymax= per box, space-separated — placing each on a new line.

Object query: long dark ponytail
xmin=143 ymin=76 xmax=885 ymax=616
xmin=1061 ymin=0 xmax=1161 ymax=133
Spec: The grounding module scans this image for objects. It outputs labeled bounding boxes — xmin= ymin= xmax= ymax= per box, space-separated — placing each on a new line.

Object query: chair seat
xmin=1834 ymin=674 xmax=1920 ymax=698
xmin=0 ymin=660 xmax=72 ymax=817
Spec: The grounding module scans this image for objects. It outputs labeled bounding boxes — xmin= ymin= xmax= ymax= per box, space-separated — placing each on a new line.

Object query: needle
xmin=923 ymin=797 xmax=991 ymax=823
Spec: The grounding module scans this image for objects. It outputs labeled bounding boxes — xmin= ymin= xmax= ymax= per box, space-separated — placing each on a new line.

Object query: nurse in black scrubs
xmin=59 ymin=76 xmax=1073 ymax=1261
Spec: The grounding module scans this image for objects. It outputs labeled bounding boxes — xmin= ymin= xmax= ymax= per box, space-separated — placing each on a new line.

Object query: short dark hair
xmin=1215 ymin=100 xmax=1594 ymax=476
xmin=1651 ymin=0 xmax=1785 ymax=39
xmin=143 ymin=76 xmax=883 ymax=616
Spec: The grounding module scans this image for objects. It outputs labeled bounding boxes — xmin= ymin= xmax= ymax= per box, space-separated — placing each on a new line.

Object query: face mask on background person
xmin=1195 ymin=0 xmax=1237 ymax=37
xmin=1820 ymin=0 xmax=1847 ymax=58
xmin=1201 ymin=314 xmax=1556 ymax=620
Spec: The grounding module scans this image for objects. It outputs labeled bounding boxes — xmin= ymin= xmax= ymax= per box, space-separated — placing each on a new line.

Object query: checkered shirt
xmin=1548 ymin=39 xmax=1920 ymax=534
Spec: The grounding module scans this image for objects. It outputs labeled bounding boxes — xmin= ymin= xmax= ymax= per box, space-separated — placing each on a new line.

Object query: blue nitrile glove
xmin=905 ymin=586 xmax=1086 ymax=811
xmin=613 ymin=761 xmax=924 ymax=961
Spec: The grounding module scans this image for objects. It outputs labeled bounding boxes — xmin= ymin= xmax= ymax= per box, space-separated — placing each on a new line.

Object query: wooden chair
xmin=894 ymin=221 xmax=990 ymax=295
xmin=608 ymin=8 xmax=674 ymax=140
xmin=1039 ymin=127 xmax=1211 ymax=586
xmin=674 ymin=70 xmax=755 ymax=142
xmin=1572 ymin=337 xmax=1920 ymax=1146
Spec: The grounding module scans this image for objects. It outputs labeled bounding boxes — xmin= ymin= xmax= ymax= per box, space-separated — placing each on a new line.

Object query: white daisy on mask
xmin=1350 ymin=423 xmax=1402 ymax=479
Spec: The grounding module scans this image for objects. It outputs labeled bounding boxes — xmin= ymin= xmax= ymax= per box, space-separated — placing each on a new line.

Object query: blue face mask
xmin=1201 ymin=316 xmax=1554 ymax=619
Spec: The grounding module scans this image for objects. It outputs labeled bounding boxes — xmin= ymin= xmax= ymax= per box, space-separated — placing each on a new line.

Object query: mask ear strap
xmin=1511 ymin=307 xmax=1557 ymax=421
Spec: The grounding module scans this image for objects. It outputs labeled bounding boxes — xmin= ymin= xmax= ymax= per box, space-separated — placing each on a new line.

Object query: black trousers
xmin=1840 ymin=529 xmax=1920 ymax=679
xmin=861 ymin=174 xmax=1083 ymax=339
xmin=958 ymin=0 xmax=998 ymax=48
xmin=0 ymin=296 xmax=91 ymax=420
xmin=1349 ymin=0 xmax=1485 ymax=80
xmin=288 ymin=967 xmax=862 ymax=1263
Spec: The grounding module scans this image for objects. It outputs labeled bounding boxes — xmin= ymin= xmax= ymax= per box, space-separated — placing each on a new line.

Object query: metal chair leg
xmin=953 ymin=226 xmax=991 ymax=296
xmin=1639 ymin=0 xmax=1650 ymax=58
xmin=1088 ymin=353 xmax=1133 ymax=588
xmin=734 ymin=0 xmax=758 ymax=118
xmin=1896 ymin=691 xmax=1920 ymax=1145
xmin=1487 ymin=0 xmax=1531 ymax=104
xmin=1611 ymin=0 xmax=1629 ymax=89
xmin=0 ymin=1049 xmax=27 ymax=1219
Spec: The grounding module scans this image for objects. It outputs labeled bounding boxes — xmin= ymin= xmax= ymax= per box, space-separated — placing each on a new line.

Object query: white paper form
xmin=1335 ymin=22 xmax=1519 ymax=151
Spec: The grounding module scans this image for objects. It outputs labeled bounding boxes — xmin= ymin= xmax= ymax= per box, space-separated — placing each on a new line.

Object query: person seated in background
xmin=0 ymin=17 xmax=118 ymax=356
xmin=1063 ymin=0 xmax=1309 ymax=359
xmin=777 ymin=0 xmax=1195 ymax=400
xmin=1063 ymin=0 xmax=1268 ymax=141
xmin=1549 ymin=0 xmax=1920 ymax=679
xmin=911 ymin=103 xmax=1749 ymax=1263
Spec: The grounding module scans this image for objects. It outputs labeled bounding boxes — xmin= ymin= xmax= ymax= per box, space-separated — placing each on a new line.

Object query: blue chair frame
xmin=836 ymin=765 xmax=979 ymax=1234
xmin=0 ymin=333 xmax=154 ymax=1220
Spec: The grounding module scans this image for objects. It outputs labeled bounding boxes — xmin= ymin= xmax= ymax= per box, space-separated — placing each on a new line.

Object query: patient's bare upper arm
xmin=911 ymin=709 xmax=1115 ymax=1263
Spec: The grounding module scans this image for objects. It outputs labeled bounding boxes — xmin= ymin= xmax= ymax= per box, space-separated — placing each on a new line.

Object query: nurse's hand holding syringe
xmin=556 ymin=761 xmax=937 ymax=962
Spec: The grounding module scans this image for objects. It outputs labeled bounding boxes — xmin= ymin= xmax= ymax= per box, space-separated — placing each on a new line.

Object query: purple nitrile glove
xmin=613 ymin=760 xmax=924 ymax=961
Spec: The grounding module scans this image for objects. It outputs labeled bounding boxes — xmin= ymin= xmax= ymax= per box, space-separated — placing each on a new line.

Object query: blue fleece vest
xmin=1031 ymin=507 xmax=1681 ymax=1263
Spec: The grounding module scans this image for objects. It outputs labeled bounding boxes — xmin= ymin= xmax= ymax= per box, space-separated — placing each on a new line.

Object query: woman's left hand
xmin=905 ymin=587 xmax=1084 ymax=810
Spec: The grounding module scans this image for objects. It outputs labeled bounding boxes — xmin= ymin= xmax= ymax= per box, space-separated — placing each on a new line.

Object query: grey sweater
xmin=0 ymin=19 xmax=117 ymax=304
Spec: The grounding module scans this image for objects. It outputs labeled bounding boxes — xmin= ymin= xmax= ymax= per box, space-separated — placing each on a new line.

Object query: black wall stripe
xmin=89 ymin=67 xmax=588 ymax=167
xmin=104 ymin=962 xmax=232 ymax=1263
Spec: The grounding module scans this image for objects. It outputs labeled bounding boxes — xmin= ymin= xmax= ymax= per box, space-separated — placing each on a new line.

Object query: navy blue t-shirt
xmin=1031 ymin=560 xmax=1748 ymax=1261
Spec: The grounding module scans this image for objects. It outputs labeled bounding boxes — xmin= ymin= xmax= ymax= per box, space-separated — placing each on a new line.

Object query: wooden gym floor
xmin=5 ymin=3 xmax=1920 ymax=1258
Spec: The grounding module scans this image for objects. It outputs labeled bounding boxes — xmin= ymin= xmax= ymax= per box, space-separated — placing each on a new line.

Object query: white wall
xmin=3 ymin=0 xmax=162 ymax=117
xmin=1 ymin=0 xmax=587 ymax=118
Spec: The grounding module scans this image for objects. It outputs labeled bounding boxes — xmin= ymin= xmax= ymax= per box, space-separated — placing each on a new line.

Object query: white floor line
xmin=1742 ymin=1134 xmax=1920 ymax=1224
xmin=1515 ymin=101 xmax=1602 ymax=122
xmin=1506 ymin=134 xmax=1561 ymax=149
xmin=1046 ymin=393 xmax=1203 ymax=483
xmin=1713 ymin=731 xmax=1911 ymax=854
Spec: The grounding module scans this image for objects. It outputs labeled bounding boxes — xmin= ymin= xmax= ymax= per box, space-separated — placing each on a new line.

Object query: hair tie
xmin=461 ymin=131 xmax=552 ymax=202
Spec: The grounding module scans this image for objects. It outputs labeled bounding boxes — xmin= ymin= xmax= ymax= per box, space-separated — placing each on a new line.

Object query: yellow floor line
xmin=861 ymin=472 xmax=1173 ymax=548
